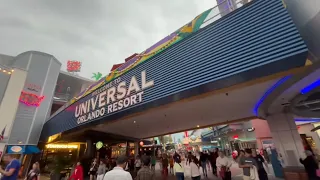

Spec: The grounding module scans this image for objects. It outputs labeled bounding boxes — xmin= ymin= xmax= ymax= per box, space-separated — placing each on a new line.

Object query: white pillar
xmin=134 ymin=142 xmax=139 ymax=157
xmin=267 ymin=113 xmax=305 ymax=167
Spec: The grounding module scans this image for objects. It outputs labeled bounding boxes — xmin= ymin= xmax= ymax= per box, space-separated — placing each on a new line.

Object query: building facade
xmin=0 ymin=51 xmax=94 ymax=173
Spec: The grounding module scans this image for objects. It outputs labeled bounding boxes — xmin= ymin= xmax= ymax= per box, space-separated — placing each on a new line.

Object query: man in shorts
xmin=239 ymin=149 xmax=258 ymax=180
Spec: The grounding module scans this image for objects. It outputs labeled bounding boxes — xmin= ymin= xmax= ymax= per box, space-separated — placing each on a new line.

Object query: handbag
xmin=316 ymin=169 xmax=320 ymax=177
xmin=219 ymin=166 xmax=226 ymax=178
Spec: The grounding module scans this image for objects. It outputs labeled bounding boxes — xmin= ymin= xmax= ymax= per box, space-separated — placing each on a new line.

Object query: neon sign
xmin=19 ymin=91 xmax=45 ymax=107
xmin=67 ymin=60 xmax=82 ymax=72
xmin=46 ymin=144 xmax=78 ymax=149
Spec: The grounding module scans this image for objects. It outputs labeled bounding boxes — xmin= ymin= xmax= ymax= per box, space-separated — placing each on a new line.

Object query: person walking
xmin=162 ymin=154 xmax=169 ymax=177
xmin=135 ymin=155 xmax=142 ymax=172
xmin=151 ymin=156 xmax=156 ymax=171
xmin=25 ymin=162 xmax=40 ymax=180
xmin=211 ymin=148 xmax=219 ymax=176
xmin=190 ymin=156 xmax=201 ymax=180
xmin=103 ymin=155 xmax=132 ymax=180
xmin=239 ymin=149 xmax=259 ymax=180
xmin=136 ymin=155 xmax=155 ymax=180
xmin=237 ymin=150 xmax=245 ymax=164
xmin=69 ymin=161 xmax=83 ymax=180
xmin=173 ymin=157 xmax=185 ymax=180
xmin=252 ymin=149 xmax=269 ymax=180
xmin=216 ymin=151 xmax=232 ymax=180
xmin=300 ymin=150 xmax=320 ymax=180
xmin=169 ymin=156 xmax=174 ymax=174
xmin=96 ymin=160 xmax=107 ymax=180
xmin=0 ymin=154 xmax=21 ymax=180
xmin=205 ymin=151 xmax=211 ymax=172
xmin=199 ymin=152 xmax=208 ymax=177
xmin=89 ymin=158 xmax=98 ymax=180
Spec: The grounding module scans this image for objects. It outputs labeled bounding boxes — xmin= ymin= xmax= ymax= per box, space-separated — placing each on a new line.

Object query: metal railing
xmin=53 ymin=92 xmax=70 ymax=102
xmin=201 ymin=0 xmax=252 ymax=29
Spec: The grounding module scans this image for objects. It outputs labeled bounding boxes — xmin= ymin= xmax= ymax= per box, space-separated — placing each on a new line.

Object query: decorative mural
xmin=66 ymin=8 xmax=213 ymax=106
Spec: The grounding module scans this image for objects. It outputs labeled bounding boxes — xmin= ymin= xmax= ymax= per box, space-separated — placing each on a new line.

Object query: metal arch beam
xmin=290 ymin=88 xmax=320 ymax=117
xmin=258 ymin=62 xmax=320 ymax=118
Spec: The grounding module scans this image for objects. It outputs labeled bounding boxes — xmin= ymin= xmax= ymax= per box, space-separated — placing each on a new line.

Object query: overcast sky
xmin=0 ymin=0 xmax=216 ymax=79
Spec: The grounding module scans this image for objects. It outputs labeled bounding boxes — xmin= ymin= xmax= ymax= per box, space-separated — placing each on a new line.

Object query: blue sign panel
xmin=42 ymin=0 xmax=308 ymax=138
xmin=7 ymin=145 xmax=25 ymax=154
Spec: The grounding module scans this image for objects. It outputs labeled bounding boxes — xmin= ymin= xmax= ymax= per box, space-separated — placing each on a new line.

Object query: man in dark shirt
xmin=0 ymin=154 xmax=21 ymax=180
xmin=211 ymin=148 xmax=219 ymax=176
xmin=136 ymin=155 xmax=155 ymax=180
xmin=239 ymin=149 xmax=258 ymax=180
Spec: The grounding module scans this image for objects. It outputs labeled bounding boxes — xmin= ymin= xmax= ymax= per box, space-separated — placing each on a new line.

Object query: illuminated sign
xmin=67 ymin=60 xmax=82 ymax=72
xmin=233 ymin=135 xmax=239 ymax=140
xmin=46 ymin=144 xmax=78 ymax=149
xmin=96 ymin=141 xmax=103 ymax=150
xmin=76 ymin=70 xmax=154 ymax=124
xmin=19 ymin=91 xmax=45 ymax=107
xmin=10 ymin=146 xmax=22 ymax=153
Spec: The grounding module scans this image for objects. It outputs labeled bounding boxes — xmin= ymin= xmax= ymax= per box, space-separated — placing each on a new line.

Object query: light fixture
xmin=8 ymin=72 xmax=11 ymax=74
xmin=254 ymin=76 xmax=291 ymax=115
xmin=3 ymin=70 xmax=6 ymax=72
xmin=197 ymin=125 xmax=200 ymax=128
xmin=133 ymin=121 xmax=136 ymax=123
xmin=11 ymin=69 xmax=14 ymax=72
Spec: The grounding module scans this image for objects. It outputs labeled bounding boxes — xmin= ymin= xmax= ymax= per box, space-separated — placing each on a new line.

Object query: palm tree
xmin=92 ymin=72 xmax=103 ymax=81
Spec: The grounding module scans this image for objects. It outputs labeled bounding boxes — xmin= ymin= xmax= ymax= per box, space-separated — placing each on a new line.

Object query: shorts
xmin=97 ymin=174 xmax=104 ymax=180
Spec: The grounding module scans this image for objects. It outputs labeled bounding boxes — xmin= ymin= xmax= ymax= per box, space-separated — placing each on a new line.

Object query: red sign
xmin=233 ymin=135 xmax=239 ymax=140
xmin=67 ymin=60 xmax=81 ymax=72
xmin=19 ymin=91 xmax=45 ymax=107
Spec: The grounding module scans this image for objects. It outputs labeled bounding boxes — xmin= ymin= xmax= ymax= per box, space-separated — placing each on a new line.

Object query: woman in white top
xmin=216 ymin=151 xmax=232 ymax=180
xmin=190 ymin=156 xmax=201 ymax=180
xmin=173 ymin=157 xmax=185 ymax=180
xmin=135 ymin=155 xmax=142 ymax=172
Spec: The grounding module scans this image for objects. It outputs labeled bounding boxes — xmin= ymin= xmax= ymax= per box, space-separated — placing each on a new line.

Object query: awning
xmin=6 ymin=145 xmax=41 ymax=154
xmin=25 ymin=145 xmax=41 ymax=154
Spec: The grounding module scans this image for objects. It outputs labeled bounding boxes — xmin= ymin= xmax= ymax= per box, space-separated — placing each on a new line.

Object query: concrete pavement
xmin=40 ymin=159 xmax=283 ymax=179
xmin=151 ymin=160 xmax=283 ymax=180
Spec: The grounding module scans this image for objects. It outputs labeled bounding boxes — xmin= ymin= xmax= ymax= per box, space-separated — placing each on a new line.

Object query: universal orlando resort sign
xmin=75 ymin=70 xmax=154 ymax=124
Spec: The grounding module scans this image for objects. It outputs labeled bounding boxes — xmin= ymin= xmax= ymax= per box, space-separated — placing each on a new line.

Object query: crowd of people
xmin=1 ymin=147 xmax=320 ymax=180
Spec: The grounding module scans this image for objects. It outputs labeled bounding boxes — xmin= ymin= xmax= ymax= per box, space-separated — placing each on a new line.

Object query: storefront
xmin=40 ymin=143 xmax=81 ymax=174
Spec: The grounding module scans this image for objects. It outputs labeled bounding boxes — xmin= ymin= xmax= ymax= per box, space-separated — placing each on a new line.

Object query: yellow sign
xmin=46 ymin=144 xmax=78 ymax=149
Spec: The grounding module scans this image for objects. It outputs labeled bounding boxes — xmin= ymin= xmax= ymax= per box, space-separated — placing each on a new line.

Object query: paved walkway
xmin=151 ymin=161 xmax=282 ymax=180
xmin=40 ymin=160 xmax=284 ymax=180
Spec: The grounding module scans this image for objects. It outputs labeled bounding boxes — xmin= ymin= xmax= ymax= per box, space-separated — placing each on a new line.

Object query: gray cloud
xmin=0 ymin=0 xmax=215 ymax=78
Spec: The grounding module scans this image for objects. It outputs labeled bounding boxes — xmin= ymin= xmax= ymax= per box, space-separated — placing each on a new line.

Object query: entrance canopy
xmin=41 ymin=0 xmax=308 ymax=140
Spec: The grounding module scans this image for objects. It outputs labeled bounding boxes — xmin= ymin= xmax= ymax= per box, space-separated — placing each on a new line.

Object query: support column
xmin=267 ymin=113 xmax=305 ymax=167
xmin=134 ymin=142 xmax=139 ymax=157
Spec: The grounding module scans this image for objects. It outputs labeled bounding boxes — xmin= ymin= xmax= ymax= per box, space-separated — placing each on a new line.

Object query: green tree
xmin=92 ymin=72 xmax=103 ymax=81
